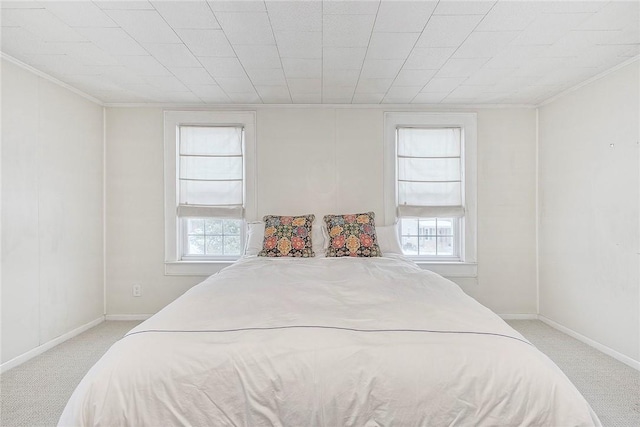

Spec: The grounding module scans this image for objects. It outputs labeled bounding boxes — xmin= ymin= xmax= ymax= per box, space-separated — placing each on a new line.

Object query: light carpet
xmin=1 ymin=320 xmax=638 ymax=426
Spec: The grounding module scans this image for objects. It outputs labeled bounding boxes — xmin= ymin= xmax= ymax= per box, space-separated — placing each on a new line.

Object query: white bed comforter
xmin=59 ymin=255 xmax=600 ymax=427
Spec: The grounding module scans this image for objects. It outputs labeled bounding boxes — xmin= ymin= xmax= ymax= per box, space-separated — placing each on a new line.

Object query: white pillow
xmin=376 ymin=224 xmax=403 ymax=255
xmin=244 ymin=221 xmax=326 ymax=256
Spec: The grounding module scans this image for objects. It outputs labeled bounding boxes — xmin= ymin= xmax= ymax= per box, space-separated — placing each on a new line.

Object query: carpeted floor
xmin=1 ymin=320 xmax=638 ymax=426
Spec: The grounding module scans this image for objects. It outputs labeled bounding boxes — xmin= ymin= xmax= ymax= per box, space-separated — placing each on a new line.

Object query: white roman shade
xmin=397 ymin=127 xmax=464 ymax=217
xmin=177 ymin=125 xmax=244 ymax=218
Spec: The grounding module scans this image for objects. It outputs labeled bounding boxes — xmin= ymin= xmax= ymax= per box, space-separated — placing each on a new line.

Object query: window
xmin=384 ymin=113 xmax=477 ymax=276
xmin=164 ymin=111 xmax=256 ymax=274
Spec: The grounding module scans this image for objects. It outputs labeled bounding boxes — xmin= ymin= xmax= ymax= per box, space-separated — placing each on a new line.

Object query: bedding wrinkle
xmin=59 ymin=256 xmax=601 ymax=427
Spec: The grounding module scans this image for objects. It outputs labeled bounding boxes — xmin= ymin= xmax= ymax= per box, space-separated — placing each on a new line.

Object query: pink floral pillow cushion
xmin=258 ymin=214 xmax=315 ymax=257
xmin=324 ymin=212 xmax=381 ymax=257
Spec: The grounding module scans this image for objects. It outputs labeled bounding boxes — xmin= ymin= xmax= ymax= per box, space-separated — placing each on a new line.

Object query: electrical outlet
xmin=132 ymin=284 xmax=142 ymax=297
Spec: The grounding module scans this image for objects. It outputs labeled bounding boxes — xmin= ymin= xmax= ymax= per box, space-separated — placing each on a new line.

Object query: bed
xmin=59 ymin=254 xmax=600 ymax=426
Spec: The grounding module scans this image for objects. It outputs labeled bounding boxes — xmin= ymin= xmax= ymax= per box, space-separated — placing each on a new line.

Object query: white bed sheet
xmin=59 ymin=255 xmax=600 ymax=426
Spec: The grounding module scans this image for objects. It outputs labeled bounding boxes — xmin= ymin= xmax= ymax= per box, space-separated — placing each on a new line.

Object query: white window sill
xmin=165 ymin=260 xmax=236 ymax=276
xmin=412 ymin=261 xmax=477 ymax=278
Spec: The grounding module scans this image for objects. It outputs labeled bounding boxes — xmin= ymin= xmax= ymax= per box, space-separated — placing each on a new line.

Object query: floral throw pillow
xmin=258 ymin=214 xmax=315 ymax=257
xmin=324 ymin=212 xmax=381 ymax=257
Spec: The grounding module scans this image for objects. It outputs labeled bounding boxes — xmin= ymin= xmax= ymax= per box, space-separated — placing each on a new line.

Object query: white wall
xmin=1 ymin=60 xmax=104 ymax=364
xmin=538 ymin=61 xmax=640 ymax=363
xmin=106 ymin=106 xmax=537 ymax=316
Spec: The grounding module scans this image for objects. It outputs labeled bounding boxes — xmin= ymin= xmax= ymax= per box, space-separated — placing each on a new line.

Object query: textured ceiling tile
xmin=234 ymin=44 xmax=281 ymax=69
xmin=144 ymin=75 xmax=189 ymax=91
xmin=476 ymin=2 xmax=542 ymax=31
xmin=216 ymin=76 xmax=256 ymax=93
xmin=291 ymin=93 xmax=322 ymax=103
xmin=104 ymin=10 xmax=181 ymax=43
xmin=282 ymin=58 xmax=322 ymax=78
xmin=421 ymin=77 xmax=466 ymax=93
xmin=245 ymin=68 xmax=287 ymax=86
xmin=142 ymin=43 xmax=201 ymax=68
xmin=577 ymin=1 xmax=639 ymax=31
xmin=255 ymin=85 xmax=291 ymax=103
xmin=404 ymin=47 xmax=454 ymax=70
xmin=355 ymin=78 xmax=394 ymax=94
xmin=44 ymin=42 xmax=120 ymax=66
xmin=287 ymin=78 xmax=322 ymax=94
xmin=193 ymin=85 xmax=231 ymax=103
xmin=322 ymin=85 xmax=355 ymax=99
xmin=45 ymin=2 xmax=117 ymax=28
xmin=152 ymin=1 xmax=220 ymax=29
xmin=176 ymin=29 xmax=235 ymax=57
xmin=74 ymin=27 xmax=147 ymax=55
xmin=323 ymin=47 xmax=367 ymax=69
xmin=360 ymin=59 xmax=403 ymax=78
xmin=374 ymin=1 xmax=436 ymax=33
xmin=366 ymin=32 xmax=420 ymax=60
xmin=94 ymin=1 xmax=154 ymax=10
xmin=352 ymin=92 xmax=384 ymax=103
xmin=275 ymin=31 xmax=322 ymax=59
xmin=393 ymin=68 xmax=437 ymax=86
xmin=453 ymin=31 xmax=519 ymax=59
xmin=510 ymin=13 xmax=593 ymax=47
xmin=265 ymin=1 xmax=322 ymax=32
xmin=411 ymin=92 xmax=448 ymax=103
xmin=168 ymin=67 xmax=217 ymax=85
xmin=323 ymin=13 xmax=376 ymax=47
xmin=3 ymin=9 xmax=86 ymax=42
xmin=215 ymin=12 xmax=275 ymax=45
xmin=464 ymin=67 xmax=513 ymax=86
xmin=115 ymin=55 xmax=172 ymax=76
xmin=384 ymin=85 xmax=422 ymax=99
xmin=433 ymin=1 xmax=495 ymax=16
xmin=199 ymin=57 xmax=246 ymax=78
xmin=416 ymin=15 xmax=483 ymax=48
xmin=322 ymin=1 xmax=379 ymax=15
xmin=227 ymin=92 xmax=262 ymax=103
xmin=323 ymin=69 xmax=361 ymax=87
xmin=207 ymin=1 xmax=266 ymax=13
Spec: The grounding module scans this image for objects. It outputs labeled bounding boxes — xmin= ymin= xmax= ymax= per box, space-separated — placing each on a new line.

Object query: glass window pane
xmin=187 ymin=218 xmax=205 ymax=235
xmin=205 ymin=219 xmax=223 ymax=235
xmin=437 ymin=236 xmax=454 ymax=256
xmin=223 ymin=219 xmax=241 ymax=235
xmin=400 ymin=218 xmax=419 ymax=236
xmin=418 ymin=236 xmax=437 ymax=256
xmin=224 ymin=236 xmax=241 ymax=255
xmin=187 ymin=235 xmax=205 ymax=255
xmin=205 ymin=235 xmax=223 ymax=255
xmin=401 ymin=236 xmax=418 ymax=255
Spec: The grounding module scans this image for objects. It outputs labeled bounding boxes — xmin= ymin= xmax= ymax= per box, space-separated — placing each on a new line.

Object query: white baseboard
xmin=105 ymin=314 xmax=152 ymax=321
xmin=538 ymin=315 xmax=640 ymax=371
xmin=0 ymin=316 xmax=105 ymax=374
xmin=499 ymin=314 xmax=538 ymax=320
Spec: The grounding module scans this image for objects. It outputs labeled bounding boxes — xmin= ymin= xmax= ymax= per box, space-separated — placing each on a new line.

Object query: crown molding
xmin=103 ymin=102 xmax=536 ymax=109
xmin=1 ymin=52 xmax=105 ymax=106
xmin=537 ymin=55 xmax=640 ymax=108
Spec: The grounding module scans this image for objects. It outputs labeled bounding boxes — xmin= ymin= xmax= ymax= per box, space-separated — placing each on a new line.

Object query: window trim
xmin=164 ymin=111 xmax=256 ymax=275
xmin=383 ymin=112 xmax=477 ymax=276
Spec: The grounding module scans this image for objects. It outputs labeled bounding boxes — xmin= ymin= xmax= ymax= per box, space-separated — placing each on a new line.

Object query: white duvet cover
xmin=59 ymin=255 xmax=600 ymax=426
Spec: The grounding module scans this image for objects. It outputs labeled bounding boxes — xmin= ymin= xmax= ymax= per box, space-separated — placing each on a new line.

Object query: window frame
xmin=383 ymin=112 xmax=477 ymax=277
xmin=164 ymin=111 xmax=256 ymax=275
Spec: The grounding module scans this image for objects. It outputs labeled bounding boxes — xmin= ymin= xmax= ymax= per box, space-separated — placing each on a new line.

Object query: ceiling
xmin=1 ymin=0 xmax=638 ymax=105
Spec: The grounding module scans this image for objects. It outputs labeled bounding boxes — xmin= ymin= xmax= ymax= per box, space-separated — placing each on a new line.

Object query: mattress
xmin=59 ymin=255 xmax=601 ymax=426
